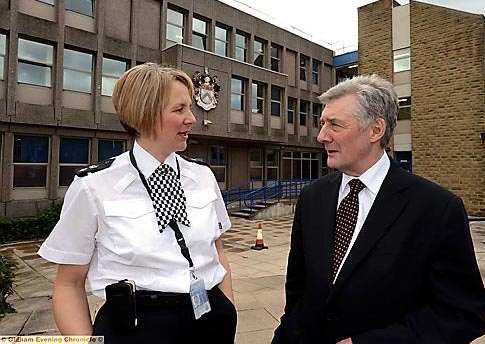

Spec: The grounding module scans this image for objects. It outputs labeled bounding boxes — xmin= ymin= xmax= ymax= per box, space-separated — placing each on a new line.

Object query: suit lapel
xmin=330 ymin=163 xmax=411 ymax=294
xmin=317 ymin=173 xmax=341 ymax=287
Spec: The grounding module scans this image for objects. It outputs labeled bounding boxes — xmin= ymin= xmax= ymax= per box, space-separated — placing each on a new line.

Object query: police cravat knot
xmin=333 ymin=178 xmax=365 ymax=278
xmin=147 ymin=164 xmax=191 ymax=231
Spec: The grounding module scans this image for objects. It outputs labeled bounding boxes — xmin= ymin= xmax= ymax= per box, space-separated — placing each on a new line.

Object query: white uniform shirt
xmin=38 ymin=141 xmax=231 ymax=298
xmin=333 ymin=151 xmax=390 ymax=281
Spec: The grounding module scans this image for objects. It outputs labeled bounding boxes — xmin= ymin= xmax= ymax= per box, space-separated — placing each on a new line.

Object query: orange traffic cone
xmin=251 ymin=222 xmax=268 ymax=250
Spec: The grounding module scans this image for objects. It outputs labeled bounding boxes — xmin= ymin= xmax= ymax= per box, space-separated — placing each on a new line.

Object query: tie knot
xmin=156 ymin=164 xmax=176 ymax=177
xmin=348 ymin=179 xmax=365 ymax=194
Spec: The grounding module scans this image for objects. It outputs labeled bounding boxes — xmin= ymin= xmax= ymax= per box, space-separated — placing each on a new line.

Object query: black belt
xmin=136 ymin=290 xmax=192 ymax=309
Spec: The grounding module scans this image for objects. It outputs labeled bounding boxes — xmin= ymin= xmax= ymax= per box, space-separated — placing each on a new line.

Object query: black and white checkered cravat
xmin=147 ymin=164 xmax=191 ymax=231
xmin=332 ymin=178 xmax=365 ymax=278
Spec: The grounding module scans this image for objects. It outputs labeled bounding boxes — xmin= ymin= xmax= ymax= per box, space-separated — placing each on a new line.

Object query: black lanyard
xmin=129 ymin=147 xmax=194 ymax=269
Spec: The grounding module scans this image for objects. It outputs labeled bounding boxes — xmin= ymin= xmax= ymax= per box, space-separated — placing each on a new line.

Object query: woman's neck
xmin=136 ymin=137 xmax=169 ymax=163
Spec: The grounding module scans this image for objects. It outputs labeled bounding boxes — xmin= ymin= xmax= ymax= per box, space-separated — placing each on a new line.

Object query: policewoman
xmin=38 ymin=63 xmax=237 ymax=343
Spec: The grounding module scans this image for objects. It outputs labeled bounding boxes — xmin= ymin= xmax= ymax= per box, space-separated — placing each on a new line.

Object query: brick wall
xmin=358 ymin=0 xmax=394 ymax=81
xmin=410 ymin=2 xmax=485 ymax=215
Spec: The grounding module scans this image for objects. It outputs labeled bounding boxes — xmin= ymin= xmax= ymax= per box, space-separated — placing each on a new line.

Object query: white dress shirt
xmin=39 ymin=141 xmax=231 ymax=298
xmin=333 ymin=151 xmax=390 ymax=281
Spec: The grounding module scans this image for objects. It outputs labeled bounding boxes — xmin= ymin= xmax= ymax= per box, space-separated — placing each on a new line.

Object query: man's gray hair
xmin=318 ymin=74 xmax=399 ymax=148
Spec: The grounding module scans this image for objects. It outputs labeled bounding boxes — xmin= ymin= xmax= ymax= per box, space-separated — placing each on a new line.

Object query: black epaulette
xmin=178 ymin=154 xmax=210 ymax=168
xmin=75 ymin=158 xmax=115 ymax=177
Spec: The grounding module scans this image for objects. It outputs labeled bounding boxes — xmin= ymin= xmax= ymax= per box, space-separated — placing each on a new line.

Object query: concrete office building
xmin=0 ymin=0 xmax=334 ymax=216
xmin=358 ymin=0 xmax=485 ymax=216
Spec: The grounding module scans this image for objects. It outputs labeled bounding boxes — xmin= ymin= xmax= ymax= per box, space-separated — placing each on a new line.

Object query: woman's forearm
xmin=215 ymin=238 xmax=234 ymax=303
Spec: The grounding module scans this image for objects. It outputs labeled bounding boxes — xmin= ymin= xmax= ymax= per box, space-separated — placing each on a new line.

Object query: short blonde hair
xmin=112 ymin=63 xmax=194 ymax=138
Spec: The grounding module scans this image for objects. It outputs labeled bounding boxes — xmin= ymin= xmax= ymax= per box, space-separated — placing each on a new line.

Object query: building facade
xmin=0 ymin=0 xmax=334 ymax=216
xmin=359 ymin=0 xmax=485 ymax=216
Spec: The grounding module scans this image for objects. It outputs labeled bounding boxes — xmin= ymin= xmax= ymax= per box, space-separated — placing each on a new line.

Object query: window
xmin=312 ymin=103 xmax=322 ymax=128
xmin=66 ymin=0 xmax=93 ymax=17
xmin=253 ymin=38 xmax=264 ymax=67
xmin=282 ymin=151 xmax=319 ymax=180
xmin=299 ymin=101 xmax=308 ymax=126
xmin=398 ymin=97 xmax=411 ymax=120
xmin=63 ymin=48 xmax=93 ymax=93
xmin=59 ymin=138 xmax=89 ymax=187
xmin=270 ymin=44 xmax=281 ymax=72
xmin=312 ymin=59 xmax=320 ymax=85
xmin=0 ymin=34 xmax=5 ymax=80
xmin=102 ymin=57 xmax=127 ymax=96
xmin=18 ymin=38 xmax=53 ymax=87
xmin=252 ymin=82 xmax=265 ymax=114
xmin=235 ymin=32 xmax=247 ymax=62
xmin=98 ymin=139 xmax=124 ymax=161
xmin=266 ymin=150 xmax=279 ymax=180
xmin=287 ymin=97 xmax=296 ymax=124
xmin=192 ymin=17 xmax=207 ymax=50
xmin=166 ymin=8 xmax=184 ymax=44
xmin=215 ymin=25 xmax=228 ymax=56
xmin=300 ymin=55 xmax=308 ymax=81
xmin=249 ymin=150 xmax=263 ymax=181
xmin=271 ymin=86 xmax=282 ymax=117
xmin=231 ymin=77 xmax=245 ymax=111
xmin=393 ymin=47 xmax=410 ymax=73
xmin=210 ymin=146 xmax=225 ymax=183
xmin=13 ymin=135 xmax=49 ymax=187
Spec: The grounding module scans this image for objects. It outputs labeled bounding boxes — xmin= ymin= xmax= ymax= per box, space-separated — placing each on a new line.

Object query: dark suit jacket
xmin=273 ymin=160 xmax=485 ymax=344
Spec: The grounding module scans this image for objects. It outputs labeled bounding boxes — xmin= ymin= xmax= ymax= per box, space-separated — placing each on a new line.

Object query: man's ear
xmin=369 ymin=118 xmax=386 ymax=143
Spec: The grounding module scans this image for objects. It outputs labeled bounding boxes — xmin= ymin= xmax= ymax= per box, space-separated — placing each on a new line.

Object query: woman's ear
xmin=370 ymin=118 xmax=386 ymax=143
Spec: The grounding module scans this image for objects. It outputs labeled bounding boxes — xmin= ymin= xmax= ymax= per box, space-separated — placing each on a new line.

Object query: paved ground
xmin=1 ymin=215 xmax=485 ymax=343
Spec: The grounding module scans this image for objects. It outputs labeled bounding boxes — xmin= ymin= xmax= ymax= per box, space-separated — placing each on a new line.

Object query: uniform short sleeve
xmin=209 ymin=170 xmax=231 ymax=236
xmin=38 ymin=177 xmax=98 ymax=265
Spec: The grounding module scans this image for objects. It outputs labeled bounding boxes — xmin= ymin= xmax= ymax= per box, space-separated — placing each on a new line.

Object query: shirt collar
xmin=341 ymin=151 xmax=390 ymax=196
xmin=133 ymin=141 xmax=178 ymax=179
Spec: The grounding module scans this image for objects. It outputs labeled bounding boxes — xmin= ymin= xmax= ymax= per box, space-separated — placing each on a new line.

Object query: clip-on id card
xmin=190 ymin=272 xmax=211 ymax=319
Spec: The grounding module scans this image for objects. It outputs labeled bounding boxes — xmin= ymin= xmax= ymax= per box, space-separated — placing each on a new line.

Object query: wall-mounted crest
xmin=193 ymin=70 xmax=220 ymax=111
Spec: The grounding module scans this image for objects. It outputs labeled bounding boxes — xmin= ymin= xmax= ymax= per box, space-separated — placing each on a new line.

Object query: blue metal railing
xmin=222 ymin=178 xmax=316 ymax=215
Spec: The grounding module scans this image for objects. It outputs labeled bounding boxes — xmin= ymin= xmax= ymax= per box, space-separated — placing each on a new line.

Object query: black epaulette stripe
xmin=178 ymin=154 xmax=210 ymax=168
xmin=75 ymin=157 xmax=116 ymax=177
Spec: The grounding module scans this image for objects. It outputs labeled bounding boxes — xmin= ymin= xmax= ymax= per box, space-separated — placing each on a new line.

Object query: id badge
xmin=189 ymin=272 xmax=211 ymax=319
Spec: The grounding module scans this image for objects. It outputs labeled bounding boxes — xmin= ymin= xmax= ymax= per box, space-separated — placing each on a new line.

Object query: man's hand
xmin=337 ymin=339 xmax=352 ymax=344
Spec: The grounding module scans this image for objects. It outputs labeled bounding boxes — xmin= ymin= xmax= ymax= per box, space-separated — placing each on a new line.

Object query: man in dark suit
xmin=272 ymin=75 xmax=485 ymax=344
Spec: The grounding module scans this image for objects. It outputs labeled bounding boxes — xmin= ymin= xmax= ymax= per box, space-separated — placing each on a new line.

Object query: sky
xmin=219 ymin=0 xmax=485 ymax=54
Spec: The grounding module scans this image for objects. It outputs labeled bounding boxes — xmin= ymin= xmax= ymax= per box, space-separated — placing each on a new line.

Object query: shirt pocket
xmin=103 ymin=198 xmax=161 ymax=254
xmin=185 ymin=189 xmax=219 ymax=241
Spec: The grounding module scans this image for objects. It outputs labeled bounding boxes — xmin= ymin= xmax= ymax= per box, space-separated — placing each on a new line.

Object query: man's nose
xmin=317 ymin=124 xmax=330 ymax=144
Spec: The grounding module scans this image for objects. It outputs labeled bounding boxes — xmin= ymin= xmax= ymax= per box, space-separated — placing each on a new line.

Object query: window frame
xmin=270 ymin=44 xmax=281 ymax=72
xmin=287 ymin=97 xmax=296 ymax=124
xmin=17 ymin=38 xmax=54 ymax=87
xmin=312 ymin=103 xmax=322 ymax=128
xmin=192 ymin=16 xmax=208 ymax=50
xmin=13 ymin=135 xmax=50 ymax=188
xmin=253 ymin=38 xmax=265 ymax=67
xmin=271 ymin=86 xmax=282 ymax=117
xmin=249 ymin=149 xmax=263 ymax=181
xmin=393 ymin=47 xmax=411 ymax=73
xmin=58 ymin=137 xmax=90 ymax=187
xmin=166 ymin=7 xmax=185 ymax=44
xmin=299 ymin=100 xmax=308 ymax=126
xmin=231 ymin=76 xmax=245 ymax=111
xmin=235 ymin=32 xmax=247 ymax=62
xmin=98 ymin=139 xmax=125 ymax=161
xmin=251 ymin=81 xmax=265 ymax=114
xmin=312 ymin=59 xmax=320 ymax=85
xmin=63 ymin=47 xmax=93 ymax=93
xmin=210 ymin=146 xmax=226 ymax=185
xmin=300 ymin=55 xmax=309 ymax=81
xmin=214 ymin=24 xmax=229 ymax=57
xmin=0 ymin=33 xmax=6 ymax=81
xmin=66 ymin=0 xmax=94 ymax=17
xmin=101 ymin=56 xmax=127 ymax=97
